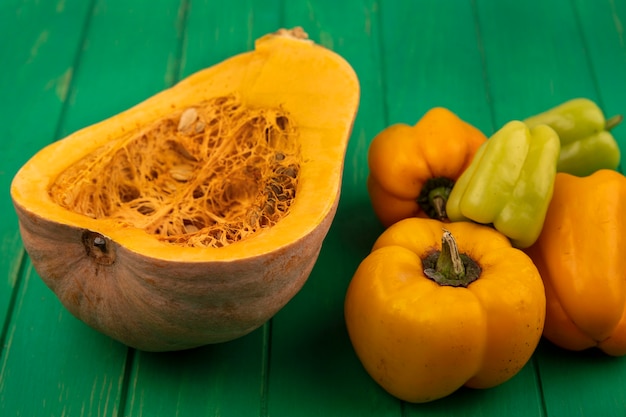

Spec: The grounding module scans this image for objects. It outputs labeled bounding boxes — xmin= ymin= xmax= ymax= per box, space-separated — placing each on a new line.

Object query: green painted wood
xmin=57 ymin=0 xmax=189 ymax=137
xmin=0 ymin=0 xmax=91 ymax=339
xmin=476 ymin=0 xmax=626 ymax=415
xmin=122 ymin=2 xmax=283 ymax=416
xmin=264 ymin=2 xmax=398 ymax=417
xmin=0 ymin=2 xmax=101 ymax=414
xmin=0 ymin=261 xmax=128 ymax=416
xmin=573 ymin=0 xmax=626 ymax=166
xmin=179 ymin=0 xmax=283 ymax=78
xmin=124 ymin=329 xmax=268 ymax=417
xmin=380 ymin=0 xmax=493 ymax=133
xmin=379 ymin=1 xmax=545 ymax=415
xmin=475 ymin=0 xmax=598 ymax=126
xmin=2 ymin=1 xmax=626 ymax=416
xmin=535 ymin=342 xmax=626 ymax=417
xmin=1 ymin=0 xmax=190 ymax=416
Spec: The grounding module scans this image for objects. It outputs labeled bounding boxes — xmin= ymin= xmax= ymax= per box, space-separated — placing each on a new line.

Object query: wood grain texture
xmin=380 ymin=0 xmax=493 ymax=132
xmin=123 ymin=2 xmax=282 ymax=415
xmin=475 ymin=0 xmax=600 ymax=124
xmin=0 ymin=0 xmax=92 ymax=343
xmin=1 ymin=0 xmax=626 ymax=416
xmin=0 ymin=261 xmax=128 ymax=416
xmin=265 ymin=3 xmax=395 ymax=416
xmin=573 ymin=0 xmax=626 ymax=166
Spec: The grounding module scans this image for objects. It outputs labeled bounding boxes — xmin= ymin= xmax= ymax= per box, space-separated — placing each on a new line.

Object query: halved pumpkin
xmin=11 ymin=27 xmax=360 ymax=351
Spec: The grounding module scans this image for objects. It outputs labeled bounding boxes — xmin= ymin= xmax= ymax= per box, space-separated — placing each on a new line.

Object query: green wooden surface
xmin=1 ymin=0 xmax=626 ymax=416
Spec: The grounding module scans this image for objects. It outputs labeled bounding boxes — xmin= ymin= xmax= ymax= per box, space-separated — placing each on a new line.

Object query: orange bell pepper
xmin=367 ymin=108 xmax=487 ymax=227
xmin=525 ymin=170 xmax=626 ymax=356
xmin=345 ymin=218 xmax=546 ymax=403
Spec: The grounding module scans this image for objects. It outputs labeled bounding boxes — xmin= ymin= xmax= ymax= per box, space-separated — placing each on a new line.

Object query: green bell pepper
xmin=524 ymin=98 xmax=621 ymax=177
xmin=446 ymin=121 xmax=560 ymax=249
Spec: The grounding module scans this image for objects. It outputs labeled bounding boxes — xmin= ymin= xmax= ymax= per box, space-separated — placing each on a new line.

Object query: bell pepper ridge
xmin=524 ymin=170 xmax=626 ymax=356
xmin=523 ymin=98 xmax=621 ymax=176
xmin=367 ymin=107 xmax=487 ymax=227
xmin=344 ymin=218 xmax=546 ymax=402
xmin=446 ymin=121 xmax=560 ymax=248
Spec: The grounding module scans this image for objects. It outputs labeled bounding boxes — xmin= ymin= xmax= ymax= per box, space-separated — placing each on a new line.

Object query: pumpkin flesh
xmin=49 ymin=94 xmax=301 ymax=248
xmin=11 ymin=28 xmax=360 ymax=351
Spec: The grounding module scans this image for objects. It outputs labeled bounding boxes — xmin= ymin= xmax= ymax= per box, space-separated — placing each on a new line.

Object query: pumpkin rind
xmin=11 ymin=28 xmax=360 ymax=351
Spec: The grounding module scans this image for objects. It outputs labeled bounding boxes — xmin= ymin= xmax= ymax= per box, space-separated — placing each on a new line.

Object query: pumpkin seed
xmin=184 ymin=223 xmax=199 ymax=233
xmin=195 ymin=121 xmax=206 ymax=133
xmin=170 ymin=164 xmax=194 ymax=182
xmin=178 ymin=107 xmax=199 ymax=132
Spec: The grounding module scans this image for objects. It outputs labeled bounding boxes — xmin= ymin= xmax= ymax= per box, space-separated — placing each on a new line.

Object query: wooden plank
xmin=475 ymin=0 xmax=598 ymax=126
xmin=535 ymin=342 xmax=626 ymax=417
xmin=573 ymin=0 xmax=626 ymax=164
xmin=179 ymin=0 xmax=283 ymax=77
xmin=1 ymin=0 xmax=189 ymax=415
xmin=380 ymin=1 xmax=544 ymax=415
xmin=0 ymin=0 xmax=91 ymax=341
xmin=2 ymin=0 xmax=626 ymax=416
xmin=380 ymin=0 xmax=493 ymax=133
xmin=0 ymin=2 xmax=100 ymax=414
xmin=476 ymin=0 xmax=626 ymax=415
xmin=122 ymin=2 xmax=283 ymax=416
xmin=125 ymin=328 xmax=268 ymax=417
xmin=0 ymin=261 xmax=128 ymax=416
xmin=56 ymin=0 xmax=188 ymax=137
xmin=264 ymin=2 xmax=399 ymax=416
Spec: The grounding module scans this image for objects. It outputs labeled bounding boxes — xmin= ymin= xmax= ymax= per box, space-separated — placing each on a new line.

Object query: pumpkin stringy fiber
xmin=49 ymin=95 xmax=301 ymax=248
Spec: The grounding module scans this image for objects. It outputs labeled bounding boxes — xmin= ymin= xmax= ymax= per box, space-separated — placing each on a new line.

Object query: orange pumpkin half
xmin=10 ymin=28 xmax=360 ymax=351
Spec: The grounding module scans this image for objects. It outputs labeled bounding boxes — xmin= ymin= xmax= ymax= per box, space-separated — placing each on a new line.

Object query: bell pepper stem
xmin=430 ymin=191 xmax=449 ymax=221
xmin=606 ymin=114 xmax=623 ymax=131
xmin=423 ymin=229 xmax=481 ymax=287
xmin=417 ymin=177 xmax=454 ymax=220
xmin=436 ymin=230 xmax=465 ymax=278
